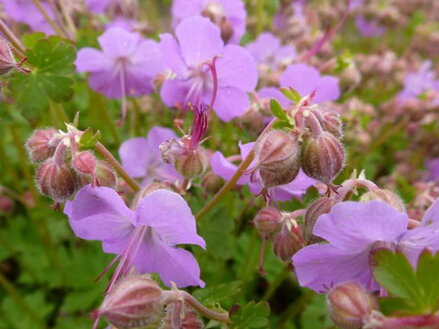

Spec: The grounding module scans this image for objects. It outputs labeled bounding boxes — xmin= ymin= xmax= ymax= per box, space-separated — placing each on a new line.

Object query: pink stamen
xmin=117 ymin=69 xmax=127 ymax=126
xmin=204 ymin=56 xmax=219 ymax=111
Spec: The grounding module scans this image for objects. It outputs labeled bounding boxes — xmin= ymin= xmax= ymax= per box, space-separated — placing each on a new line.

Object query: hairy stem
xmin=0 ymin=19 xmax=25 ymax=56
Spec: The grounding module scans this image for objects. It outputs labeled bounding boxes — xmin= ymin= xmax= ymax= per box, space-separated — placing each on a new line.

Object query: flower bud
xmin=201 ymin=172 xmax=223 ymax=193
xmin=301 ymin=132 xmax=345 ymax=184
xmin=327 ymin=282 xmax=377 ymax=329
xmin=304 ymin=197 xmax=337 ymax=244
xmin=360 ymin=189 xmax=405 ymax=212
xmin=25 ymin=128 xmax=59 ymax=163
xmin=0 ymin=194 xmax=14 ymax=214
xmin=96 ymin=275 xmax=164 ymax=329
xmin=72 ymin=151 xmax=96 ymax=176
xmin=272 ymin=215 xmax=303 ymax=261
xmin=36 ymin=157 xmax=76 ymax=202
xmin=95 ymin=160 xmax=117 ymax=188
xmin=160 ymin=301 xmax=204 ymax=329
xmin=255 ymin=130 xmax=301 ymax=188
xmin=132 ymin=183 xmax=171 ymax=208
xmin=322 ymin=112 xmax=343 ymax=138
xmin=254 ymin=207 xmax=282 ymax=236
xmin=174 ymin=149 xmax=209 ymax=180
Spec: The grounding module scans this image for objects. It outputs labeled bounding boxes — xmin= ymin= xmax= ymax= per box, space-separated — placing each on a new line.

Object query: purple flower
xmin=64 ymin=185 xmax=205 ymax=288
xmin=280 ymin=63 xmax=340 ymax=103
xmin=246 ymin=32 xmax=296 ymax=70
xmin=171 ymin=0 xmax=246 ymax=44
xmin=75 ymin=27 xmax=163 ymax=122
xmin=292 ymin=200 xmax=439 ymax=293
xmin=86 ymin=0 xmax=116 ymax=14
xmin=425 ymin=158 xmax=439 ymax=181
xmin=159 ymin=16 xmax=258 ymax=122
xmin=355 ymin=16 xmax=386 ymax=37
xmin=119 ymin=126 xmax=181 ymax=185
xmin=1 ymin=0 xmax=55 ymax=34
xmin=398 ymin=61 xmax=439 ymax=103
xmin=210 ymin=141 xmax=315 ymax=201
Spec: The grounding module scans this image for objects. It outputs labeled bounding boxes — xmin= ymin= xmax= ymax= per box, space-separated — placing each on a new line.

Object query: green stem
xmin=0 ymin=272 xmax=45 ymax=328
xmin=95 ymin=142 xmax=141 ymax=193
xmin=32 ymin=0 xmax=66 ymax=37
xmin=195 ymin=119 xmax=275 ymax=221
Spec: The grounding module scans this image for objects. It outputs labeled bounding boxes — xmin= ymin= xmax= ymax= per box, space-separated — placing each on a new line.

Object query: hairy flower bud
xmin=174 ymin=149 xmax=209 ymax=180
xmin=301 ymin=132 xmax=345 ymax=184
xmin=95 ymin=160 xmax=117 ymax=188
xmin=304 ymin=197 xmax=337 ymax=244
xmin=36 ymin=158 xmax=76 ymax=202
xmin=255 ymin=130 xmax=301 ymax=188
xmin=160 ymin=301 xmax=204 ymax=329
xmin=254 ymin=207 xmax=282 ymax=236
xmin=272 ymin=215 xmax=303 ymax=261
xmin=360 ymin=189 xmax=405 ymax=212
xmin=96 ymin=275 xmax=164 ymax=329
xmin=72 ymin=151 xmax=96 ymax=176
xmin=25 ymin=128 xmax=59 ymax=163
xmin=322 ymin=112 xmax=343 ymax=138
xmin=327 ymin=282 xmax=377 ymax=329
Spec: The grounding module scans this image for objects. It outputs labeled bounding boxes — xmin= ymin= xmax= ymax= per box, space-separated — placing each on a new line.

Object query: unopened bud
xmin=360 ymin=189 xmax=405 ymax=212
xmin=174 ymin=149 xmax=209 ymax=180
xmin=96 ymin=275 xmax=164 ymax=329
xmin=95 ymin=160 xmax=117 ymax=188
xmin=132 ymin=183 xmax=171 ymax=208
xmin=25 ymin=128 xmax=59 ymax=163
xmin=72 ymin=151 xmax=96 ymax=176
xmin=36 ymin=158 xmax=76 ymax=202
xmin=272 ymin=215 xmax=303 ymax=261
xmin=327 ymin=282 xmax=377 ymax=329
xmin=160 ymin=301 xmax=204 ymax=329
xmin=219 ymin=17 xmax=234 ymax=43
xmin=201 ymin=172 xmax=223 ymax=193
xmin=255 ymin=130 xmax=301 ymax=188
xmin=322 ymin=112 xmax=343 ymax=138
xmin=254 ymin=207 xmax=282 ymax=236
xmin=304 ymin=197 xmax=337 ymax=244
xmin=301 ymin=132 xmax=345 ymax=184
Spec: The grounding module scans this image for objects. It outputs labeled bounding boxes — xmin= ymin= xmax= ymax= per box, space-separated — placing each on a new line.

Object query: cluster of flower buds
xmin=326 ymin=281 xmax=377 ymax=329
xmin=254 ymin=207 xmax=304 ymax=261
xmin=92 ymin=275 xmax=228 ymax=329
xmin=25 ymin=125 xmax=117 ymax=205
xmin=160 ymin=104 xmax=209 ymax=181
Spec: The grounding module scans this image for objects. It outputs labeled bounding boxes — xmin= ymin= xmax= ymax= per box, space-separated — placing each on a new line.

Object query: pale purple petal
xmin=274 ymin=45 xmax=297 ymax=66
xmin=175 ymin=16 xmax=223 ymax=67
xmin=119 ymin=137 xmax=150 ymax=178
xmin=98 ymin=28 xmax=141 ymax=58
xmin=131 ymin=39 xmax=164 ymax=77
xmin=75 ymin=48 xmax=111 ymax=72
xmin=134 ymin=234 xmax=204 ymax=288
xmin=86 ymin=0 xmax=113 ymax=14
xmin=258 ymin=87 xmax=290 ymax=108
xmin=216 ymin=0 xmax=247 ymax=44
xmin=160 ymin=79 xmax=190 ymax=108
xmin=217 ymin=45 xmax=258 ymax=90
xmin=64 ymin=185 xmax=135 ymax=243
xmin=280 ymin=63 xmax=320 ymax=97
xmin=314 ymin=76 xmax=340 ymax=103
xmin=88 ymin=69 xmax=121 ymax=99
xmin=246 ymin=32 xmax=280 ymax=64
xmin=268 ymin=170 xmax=315 ymax=201
xmin=293 ymin=244 xmax=377 ymax=293
xmin=314 ymin=201 xmax=408 ymax=251
xmin=171 ymin=0 xmax=204 ymax=23
xmin=146 ymin=126 xmax=178 ymax=158
xmin=210 ymin=151 xmax=250 ymax=185
xmin=213 ymin=86 xmax=250 ymax=121
xmin=159 ymin=33 xmax=189 ymax=77
xmin=124 ymin=69 xmax=154 ymax=97
xmin=135 ymin=190 xmax=205 ymax=248
xmin=239 ymin=141 xmax=255 ymax=160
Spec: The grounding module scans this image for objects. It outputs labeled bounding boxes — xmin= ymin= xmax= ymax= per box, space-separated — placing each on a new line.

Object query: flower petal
xmin=280 ymin=63 xmax=320 ymax=97
xmin=159 ymin=33 xmax=189 ymax=77
xmin=217 ymin=45 xmax=258 ymax=90
xmin=130 ymin=39 xmax=164 ymax=77
xmin=136 ymin=190 xmax=205 ymax=248
xmin=119 ymin=137 xmax=150 ymax=178
xmin=292 ymin=243 xmax=376 ymax=293
xmin=212 ymin=86 xmax=250 ymax=121
xmin=210 ymin=151 xmax=250 ymax=185
xmin=64 ymin=185 xmax=135 ymax=243
xmin=171 ymin=0 xmax=204 ymax=24
xmin=314 ymin=75 xmax=340 ymax=103
xmin=88 ymin=69 xmax=121 ymax=99
xmin=269 ymin=170 xmax=315 ymax=201
xmin=160 ymin=78 xmax=190 ymax=108
xmin=75 ymin=48 xmax=111 ymax=72
xmin=134 ymin=232 xmax=204 ymax=288
xmin=246 ymin=32 xmax=280 ymax=64
xmin=175 ymin=16 xmax=223 ymax=67
xmin=98 ymin=27 xmax=141 ymax=58
xmin=314 ymin=201 xmax=408 ymax=251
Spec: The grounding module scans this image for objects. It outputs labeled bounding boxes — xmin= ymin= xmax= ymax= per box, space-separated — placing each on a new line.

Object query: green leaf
xmin=280 ymin=87 xmax=301 ymax=103
xmin=9 ymin=35 xmax=76 ymax=114
xmin=272 ymin=120 xmax=293 ymax=130
xmin=416 ymin=250 xmax=439 ymax=312
xmin=193 ymin=281 xmax=243 ymax=306
xmin=79 ymin=127 xmax=101 ymax=149
xmin=231 ymin=301 xmax=270 ymax=329
xmin=371 ymin=249 xmax=424 ymax=310
xmin=269 ymin=99 xmax=288 ymax=120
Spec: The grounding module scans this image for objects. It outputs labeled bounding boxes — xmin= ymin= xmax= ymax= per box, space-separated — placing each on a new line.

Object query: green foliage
xmin=79 ymin=127 xmax=102 ymax=149
xmin=231 ymin=301 xmax=270 ymax=329
xmin=279 ymin=88 xmax=301 ymax=104
xmin=9 ymin=34 xmax=76 ymax=115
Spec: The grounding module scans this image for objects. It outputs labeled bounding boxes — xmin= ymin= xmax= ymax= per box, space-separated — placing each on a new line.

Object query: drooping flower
xmin=119 ymin=126 xmax=181 ymax=186
xmin=280 ymin=63 xmax=340 ymax=104
xmin=171 ymin=0 xmax=247 ymax=44
xmin=159 ymin=16 xmax=258 ymax=122
xmin=64 ymin=185 xmax=205 ymax=288
xmin=1 ymin=0 xmax=55 ymax=34
xmin=75 ymin=27 xmax=163 ymax=123
xmin=210 ymin=141 xmax=315 ymax=201
xmin=246 ymin=32 xmax=296 ymax=70
xmin=292 ymin=200 xmax=439 ymax=293
xmin=398 ymin=61 xmax=439 ymax=104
